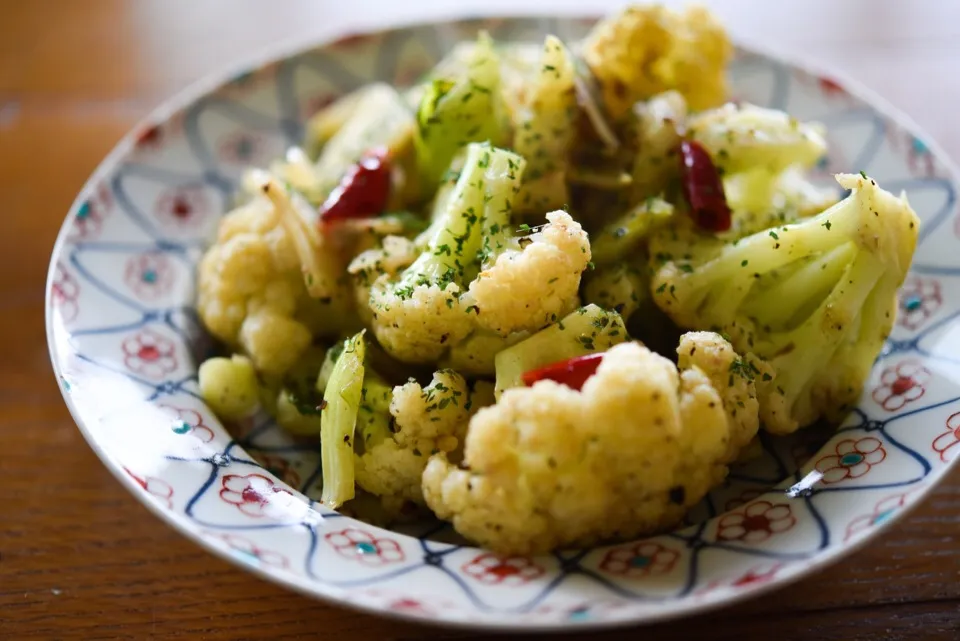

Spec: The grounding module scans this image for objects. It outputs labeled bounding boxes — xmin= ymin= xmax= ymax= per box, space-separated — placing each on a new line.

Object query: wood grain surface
xmin=1 ymin=1 xmax=958 ymax=639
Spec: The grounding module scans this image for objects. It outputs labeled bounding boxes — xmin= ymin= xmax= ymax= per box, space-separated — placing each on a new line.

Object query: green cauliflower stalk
xmin=512 ymin=35 xmax=579 ymax=213
xmin=687 ymin=102 xmax=827 ymax=176
xmin=415 ymin=31 xmax=509 ymax=188
xmin=590 ymin=196 xmax=674 ymax=265
xmin=650 ymin=173 xmax=920 ymax=434
xmin=583 ymin=262 xmax=648 ymax=321
xmin=494 ymin=303 xmax=628 ymax=397
xmin=687 ymin=101 xmax=836 ymax=240
xmin=320 ymin=331 xmax=366 ymax=508
xmin=368 ymin=143 xmax=525 ymax=363
xmin=307 ymin=83 xmax=416 ymax=204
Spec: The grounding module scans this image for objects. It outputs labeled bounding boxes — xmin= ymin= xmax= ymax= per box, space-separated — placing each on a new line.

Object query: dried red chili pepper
xmin=521 ymin=352 xmax=604 ymax=391
xmin=679 ymin=139 xmax=732 ymax=232
xmin=318 ymin=146 xmax=391 ymax=223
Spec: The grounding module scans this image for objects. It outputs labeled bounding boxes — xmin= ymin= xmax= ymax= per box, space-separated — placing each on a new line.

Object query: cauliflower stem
xmin=651 ymin=173 xmax=920 ymax=433
xmin=415 ymin=31 xmax=509 ymax=187
xmin=368 ymin=142 xmax=525 ymax=362
xmin=320 ymin=331 xmax=366 ymax=508
xmin=494 ymin=303 xmax=627 ymax=397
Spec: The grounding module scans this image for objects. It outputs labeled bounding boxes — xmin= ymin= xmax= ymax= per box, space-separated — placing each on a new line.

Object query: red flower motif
xmin=124 ymin=467 xmax=174 ymax=509
xmin=815 ymin=437 xmax=886 ymax=484
xmin=68 ymin=183 xmax=112 ymax=241
xmin=159 ymin=405 xmax=214 ymax=443
xmin=599 ymin=541 xmax=679 ymax=578
xmin=898 ymin=277 xmax=942 ymax=331
xmin=219 ymin=473 xmax=292 ymax=518
xmin=731 ymin=563 xmax=782 ymax=588
xmin=933 ymin=412 xmax=960 ymax=463
xmin=724 ymin=488 xmax=765 ymax=512
xmin=872 ymin=360 xmax=931 ymax=411
xmin=135 ymin=124 xmax=163 ymax=149
xmin=251 ymin=453 xmax=301 ymax=488
xmin=124 ymin=252 xmax=174 ymax=300
xmin=155 ymin=185 xmax=210 ymax=229
xmin=206 ymin=532 xmax=288 ymax=568
xmin=121 ymin=329 xmax=178 ymax=379
xmin=845 ymin=492 xmax=911 ymax=541
xmin=717 ymin=501 xmax=796 ymax=543
xmin=693 ymin=564 xmax=783 ymax=598
xmin=462 ymin=553 xmax=545 ymax=586
xmin=818 ymin=75 xmax=846 ymax=97
xmin=325 ymin=528 xmax=405 ymax=566
xmin=51 ymin=262 xmax=80 ymax=323
xmin=388 ymin=598 xmax=432 ymax=616
xmin=357 ymin=589 xmax=467 ymax=619
xmin=218 ymin=131 xmax=266 ymax=165
xmin=132 ymin=112 xmax=185 ymax=152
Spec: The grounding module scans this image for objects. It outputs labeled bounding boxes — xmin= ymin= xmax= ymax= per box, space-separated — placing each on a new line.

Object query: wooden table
xmin=2 ymin=1 xmax=958 ymax=638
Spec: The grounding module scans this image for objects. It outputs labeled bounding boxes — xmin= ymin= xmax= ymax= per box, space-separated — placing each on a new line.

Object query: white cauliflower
xmin=196 ymin=174 xmax=353 ymax=376
xmin=364 ymin=142 xmax=590 ymax=363
xmin=364 ymin=143 xmax=523 ymax=363
xmin=650 ymin=173 xmax=919 ymax=434
xmin=581 ymin=4 xmax=732 ymax=120
xmin=354 ymin=370 xmax=491 ymax=510
xmin=464 ymin=210 xmax=591 ymax=336
xmin=422 ymin=335 xmax=760 ymax=555
xmin=348 ymin=234 xmax=418 ymax=327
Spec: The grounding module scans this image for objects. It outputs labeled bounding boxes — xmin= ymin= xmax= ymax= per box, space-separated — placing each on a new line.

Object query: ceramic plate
xmin=46 ymin=16 xmax=960 ymax=631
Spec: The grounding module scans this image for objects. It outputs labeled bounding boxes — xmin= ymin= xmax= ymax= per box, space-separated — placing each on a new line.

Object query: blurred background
xmin=1 ymin=1 xmax=958 ymax=639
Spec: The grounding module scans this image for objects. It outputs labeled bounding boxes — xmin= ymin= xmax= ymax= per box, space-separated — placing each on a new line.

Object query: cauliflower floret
xmin=365 ymin=143 xmax=524 ymax=363
xmin=510 ymin=35 xmax=579 ymax=213
xmin=465 ymin=210 xmax=591 ymax=336
xmin=422 ymin=336 xmax=759 ymax=554
xmin=651 ymin=5 xmax=732 ymax=113
xmin=581 ymin=5 xmax=673 ymax=120
xmin=239 ymin=311 xmax=313 ymax=375
xmin=369 ymin=281 xmax=475 ymax=364
xmin=651 ymin=173 xmax=920 ymax=434
xmin=355 ymin=370 xmax=475 ymax=506
xmin=676 ymin=332 xmax=765 ymax=459
xmin=683 ymin=101 xmax=836 ymax=238
xmin=197 ymin=175 xmax=353 ymax=377
xmin=348 ymin=235 xmax=418 ymax=327
xmin=366 ymin=142 xmax=591 ymax=363
xmin=415 ymin=31 xmax=510 ymax=187
xmin=582 ymin=4 xmax=732 ymax=120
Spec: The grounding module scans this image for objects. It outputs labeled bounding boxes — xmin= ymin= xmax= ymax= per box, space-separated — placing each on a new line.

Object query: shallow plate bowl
xmin=46 ymin=15 xmax=960 ymax=631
